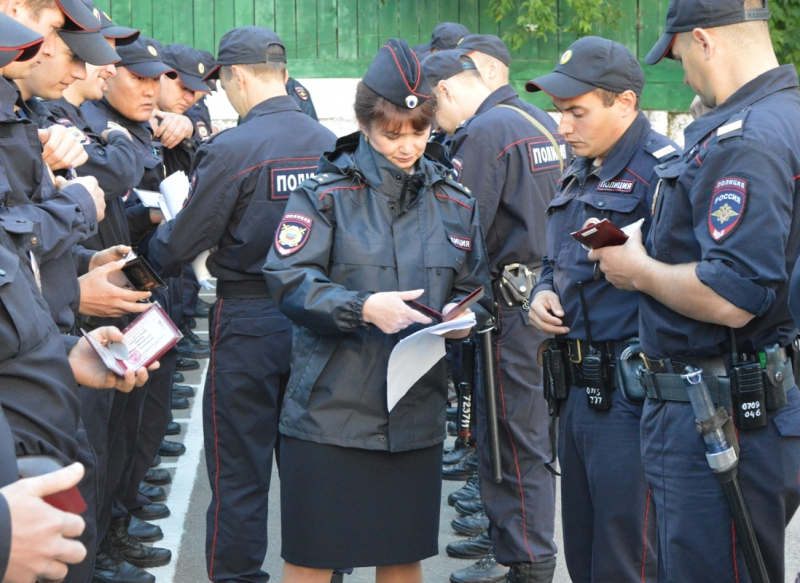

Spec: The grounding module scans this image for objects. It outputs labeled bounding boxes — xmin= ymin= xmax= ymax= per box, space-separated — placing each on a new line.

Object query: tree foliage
xmin=770 ymin=0 xmax=800 ymax=74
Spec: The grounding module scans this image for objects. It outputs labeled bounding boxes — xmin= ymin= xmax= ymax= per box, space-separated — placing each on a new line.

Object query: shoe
xmin=173 ymin=371 xmax=185 ymax=383
xmin=452 ymin=510 xmax=490 ymax=537
xmin=455 ymin=498 xmax=484 ymax=516
xmin=447 ymin=530 xmax=493 ymax=559
xmin=443 ymin=451 xmax=479 ymax=481
xmin=93 ymin=536 xmax=155 ymax=583
xmin=444 ymin=441 xmax=476 ymax=466
xmin=197 ymin=297 xmax=213 ymax=312
xmin=181 ymin=325 xmax=209 ymax=348
xmin=128 ymin=515 xmax=163 ymax=543
xmin=143 ymin=468 xmax=172 ymax=485
xmin=448 ymin=421 xmax=458 ymax=436
xmin=185 ymin=316 xmax=198 ymax=329
xmin=449 ymin=473 xmax=481 ymax=506
xmin=171 ymin=394 xmax=190 ymax=410
xmin=131 ymin=502 xmax=170 ymax=521
xmin=175 ymin=356 xmax=200 ymax=371
xmin=450 ymin=551 xmax=508 ymax=583
xmin=151 ymin=455 xmax=161 ymax=468
xmin=173 ymin=384 xmax=195 ymax=398
xmin=505 ymin=561 xmax=556 ymax=583
xmin=139 ymin=482 xmax=166 ymax=502
xmin=110 ymin=514 xmax=171 ymax=568
xmin=159 ymin=439 xmax=186 ymax=457
xmin=177 ymin=336 xmax=211 ymax=359
xmin=166 ymin=421 xmax=181 ymax=435
xmin=447 ymin=405 xmax=458 ymax=422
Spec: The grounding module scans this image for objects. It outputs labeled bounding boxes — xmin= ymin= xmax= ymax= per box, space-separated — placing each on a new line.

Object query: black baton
xmin=480 ymin=322 xmax=503 ymax=484
xmin=458 ymin=338 xmax=476 ymax=446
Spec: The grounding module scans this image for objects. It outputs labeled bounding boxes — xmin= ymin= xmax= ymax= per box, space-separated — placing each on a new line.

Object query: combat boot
xmin=128 ymin=515 xmax=163 ymax=543
xmin=451 ymin=510 xmax=490 ymax=536
xmin=446 ymin=530 xmax=493 ymax=559
xmin=92 ymin=536 xmax=154 ymax=583
xmin=449 ymin=551 xmax=508 ymax=583
xmin=455 ymin=498 xmax=484 ymax=516
xmin=443 ymin=439 xmax=475 ymax=466
xmin=443 ymin=450 xmax=478 ymax=480
xmin=139 ymin=481 xmax=166 ymax=502
xmin=109 ymin=514 xmax=171 ymax=568
xmin=505 ymin=562 xmax=556 ymax=583
xmin=448 ymin=472 xmax=480 ymax=506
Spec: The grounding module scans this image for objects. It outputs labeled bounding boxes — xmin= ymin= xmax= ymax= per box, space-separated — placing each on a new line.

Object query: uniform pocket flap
xmin=547 ymin=195 xmax=572 ymax=213
xmin=332 ymin=236 xmax=395 ymax=267
xmin=424 ymin=244 xmax=464 ymax=269
xmin=230 ymin=316 xmax=290 ymax=337
xmin=578 ymin=192 xmax=642 ymax=213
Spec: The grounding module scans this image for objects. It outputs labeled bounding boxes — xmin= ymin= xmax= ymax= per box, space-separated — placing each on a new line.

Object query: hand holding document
xmin=387 ymin=312 xmax=476 ymax=412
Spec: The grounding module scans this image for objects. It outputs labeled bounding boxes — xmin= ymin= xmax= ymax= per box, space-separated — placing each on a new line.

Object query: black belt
xmin=565 ymin=339 xmax=628 ymax=389
xmin=216 ymin=280 xmax=269 ymax=299
xmin=639 ymin=354 xmax=730 ymax=407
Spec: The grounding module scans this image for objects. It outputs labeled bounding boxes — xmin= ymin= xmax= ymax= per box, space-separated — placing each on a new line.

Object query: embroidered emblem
xmin=56 ymin=118 xmax=90 ymax=145
xmin=448 ymin=234 xmax=472 ymax=251
xmin=294 ymin=86 xmax=309 ymax=101
xmin=596 ymin=179 xmax=634 ymax=193
xmin=560 ymin=49 xmax=573 ymax=65
xmin=271 ymin=164 xmax=317 ymax=200
xmin=147 ymin=45 xmax=158 ymax=56
xmin=275 ymin=213 xmax=313 ymax=256
xmin=195 ymin=121 xmax=209 ymax=140
xmin=528 ymin=138 xmax=566 ymax=173
xmin=708 ymin=177 xmax=747 ymax=242
xmin=405 ymin=95 xmax=418 ymax=109
xmin=451 ymin=157 xmax=463 ymax=180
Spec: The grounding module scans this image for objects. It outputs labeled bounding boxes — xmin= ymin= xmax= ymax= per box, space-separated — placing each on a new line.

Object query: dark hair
xmin=354 ymin=81 xmax=437 ymax=134
xmin=220 ymin=44 xmax=286 ymax=82
xmin=595 ymin=88 xmax=641 ymax=111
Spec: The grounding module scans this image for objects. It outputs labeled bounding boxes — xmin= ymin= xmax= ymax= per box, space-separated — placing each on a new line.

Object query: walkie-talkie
xmin=578 ymin=282 xmax=612 ymax=411
xmin=729 ymin=329 xmax=767 ymax=430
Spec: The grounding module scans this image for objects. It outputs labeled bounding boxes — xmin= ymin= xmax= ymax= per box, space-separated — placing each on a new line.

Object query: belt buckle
xmin=568 ymin=340 xmax=582 ymax=364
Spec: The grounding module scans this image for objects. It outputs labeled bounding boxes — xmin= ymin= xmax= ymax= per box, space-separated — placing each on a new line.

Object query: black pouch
xmin=616 ymin=339 xmax=646 ymax=405
xmin=730 ymin=361 xmax=768 ymax=430
xmin=539 ymin=339 xmax=569 ymax=414
xmin=763 ymin=344 xmax=791 ymax=411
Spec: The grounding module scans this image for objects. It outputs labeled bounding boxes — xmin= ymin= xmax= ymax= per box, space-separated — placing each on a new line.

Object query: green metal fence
xmin=92 ymin=0 xmax=693 ymax=111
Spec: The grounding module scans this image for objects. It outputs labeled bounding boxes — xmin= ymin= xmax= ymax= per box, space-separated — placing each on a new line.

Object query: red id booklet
xmin=408 ymin=286 xmax=485 ymax=322
xmin=82 ymin=302 xmax=182 ymax=376
xmin=571 ymin=219 xmax=629 ymax=249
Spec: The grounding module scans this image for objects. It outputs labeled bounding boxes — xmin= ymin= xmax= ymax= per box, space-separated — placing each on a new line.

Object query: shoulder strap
xmin=495 ymin=104 xmax=564 ymax=174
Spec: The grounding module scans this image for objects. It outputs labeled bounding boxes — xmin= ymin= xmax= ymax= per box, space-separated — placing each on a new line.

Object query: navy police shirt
xmin=535 ymin=112 xmax=680 ymax=341
xmin=641 ymin=66 xmax=800 ymax=358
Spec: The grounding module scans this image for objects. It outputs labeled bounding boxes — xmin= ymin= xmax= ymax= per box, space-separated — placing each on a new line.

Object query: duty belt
xmin=216 ymin=279 xmax=269 ymax=299
xmin=638 ymin=354 xmax=730 ymax=407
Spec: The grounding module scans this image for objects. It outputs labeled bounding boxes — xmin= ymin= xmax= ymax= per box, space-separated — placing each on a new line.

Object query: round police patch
xmin=56 ymin=118 xmax=90 ymax=145
xmin=560 ymin=49 xmax=573 ymax=65
xmin=196 ymin=121 xmax=209 ymax=140
xmin=294 ymin=86 xmax=309 ymax=101
xmin=275 ymin=213 xmax=313 ymax=256
xmin=708 ymin=177 xmax=747 ymax=243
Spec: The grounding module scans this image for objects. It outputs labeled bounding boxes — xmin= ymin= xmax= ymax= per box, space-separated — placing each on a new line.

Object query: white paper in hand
xmin=159 ymin=171 xmax=191 ymax=220
xmin=386 ymin=312 xmax=476 ymax=412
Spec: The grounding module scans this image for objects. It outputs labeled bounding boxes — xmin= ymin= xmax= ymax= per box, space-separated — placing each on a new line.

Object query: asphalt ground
xmin=143 ymin=288 xmax=800 ymax=583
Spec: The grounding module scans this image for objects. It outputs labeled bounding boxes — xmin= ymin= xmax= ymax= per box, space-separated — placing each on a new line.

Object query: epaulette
xmin=715 ymin=109 xmax=749 ymax=142
xmin=644 ymin=139 xmax=680 ymax=162
xmin=309 ymin=172 xmax=345 ymax=188
xmin=203 ymin=125 xmax=236 ymax=144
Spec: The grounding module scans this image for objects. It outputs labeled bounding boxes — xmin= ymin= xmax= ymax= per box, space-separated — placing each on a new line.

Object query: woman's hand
xmin=362 ymin=289 xmax=432 ymax=334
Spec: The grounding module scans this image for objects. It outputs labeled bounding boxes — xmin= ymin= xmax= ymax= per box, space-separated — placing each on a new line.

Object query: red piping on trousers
xmin=208 ymin=299 xmax=224 ymax=580
xmin=495 ymin=308 xmax=535 ymax=563
xmin=641 ymin=489 xmax=652 ymax=582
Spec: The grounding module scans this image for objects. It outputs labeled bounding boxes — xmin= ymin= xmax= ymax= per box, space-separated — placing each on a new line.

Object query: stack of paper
xmin=158 ymin=171 xmax=191 ymax=220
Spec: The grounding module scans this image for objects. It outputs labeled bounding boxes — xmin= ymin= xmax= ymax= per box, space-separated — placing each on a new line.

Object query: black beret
xmin=363 ymin=38 xmax=431 ymax=110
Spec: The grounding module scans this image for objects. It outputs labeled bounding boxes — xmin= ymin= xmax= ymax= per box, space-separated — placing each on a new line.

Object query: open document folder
xmin=387 ymin=312 xmax=477 ymax=412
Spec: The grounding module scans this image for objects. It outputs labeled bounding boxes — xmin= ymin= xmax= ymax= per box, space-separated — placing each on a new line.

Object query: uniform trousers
xmin=182 ymin=265 xmax=201 ymax=319
xmin=641 ymin=385 xmax=800 ymax=583
xmin=65 ymin=424 xmax=99 ymax=583
xmin=476 ymin=305 xmax=557 ymax=565
xmin=559 ymin=385 xmax=656 ymax=582
xmin=204 ymin=297 xmax=290 ymax=583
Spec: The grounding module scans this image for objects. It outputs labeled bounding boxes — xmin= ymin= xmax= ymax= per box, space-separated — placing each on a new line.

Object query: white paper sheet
xmin=133 ymin=189 xmax=163 ymax=209
xmin=386 ymin=312 xmax=477 ymax=412
xmin=159 ymin=171 xmax=191 ymax=220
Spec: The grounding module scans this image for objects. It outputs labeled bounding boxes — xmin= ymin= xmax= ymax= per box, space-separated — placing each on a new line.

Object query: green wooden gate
xmin=91 ymin=0 xmax=693 ymax=111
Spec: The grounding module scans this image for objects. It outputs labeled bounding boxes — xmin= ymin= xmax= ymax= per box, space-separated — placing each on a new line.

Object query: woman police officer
xmin=263 ymin=38 xmax=492 ymax=583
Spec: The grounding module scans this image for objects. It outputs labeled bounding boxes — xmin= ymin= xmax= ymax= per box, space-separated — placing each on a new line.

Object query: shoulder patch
xmin=448 ymin=234 xmax=472 ymax=251
xmin=708 ymin=177 xmax=747 ymax=242
xmin=294 ymin=86 xmax=309 ymax=101
xmin=275 ymin=213 xmax=313 ymax=256
xmin=597 ymin=179 xmax=635 ymax=193
xmin=195 ymin=121 xmax=210 ymax=141
xmin=56 ymin=118 xmax=90 ymax=145
xmin=451 ymin=156 xmax=463 ymax=180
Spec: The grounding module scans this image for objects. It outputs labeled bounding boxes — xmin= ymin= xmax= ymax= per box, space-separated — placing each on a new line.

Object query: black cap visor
xmin=175 ymin=71 xmax=210 ymax=93
xmin=101 ymin=25 xmax=140 ymax=46
xmin=57 ymin=0 xmax=101 ymax=31
xmin=2 ymin=38 xmax=44 ymax=67
xmin=645 ymin=32 xmax=676 ymax=66
xmin=525 ymin=71 xmax=599 ymax=99
xmin=125 ymin=61 xmax=175 ymax=79
xmin=202 ymin=64 xmax=221 ymax=82
xmin=0 ymin=49 xmax=23 ymax=69
xmin=59 ymin=30 xmax=120 ymax=66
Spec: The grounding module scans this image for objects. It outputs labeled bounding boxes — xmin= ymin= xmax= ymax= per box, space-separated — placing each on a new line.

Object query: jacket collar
xmin=475 ymin=84 xmax=521 ymax=116
xmin=89 ymin=98 xmax=153 ymax=144
xmin=683 ymin=65 xmax=799 ymax=149
xmin=241 ymin=95 xmax=302 ymax=124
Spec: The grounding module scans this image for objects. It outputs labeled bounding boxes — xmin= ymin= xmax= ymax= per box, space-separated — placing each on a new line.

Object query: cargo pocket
xmin=286 ymin=333 xmax=342 ymax=409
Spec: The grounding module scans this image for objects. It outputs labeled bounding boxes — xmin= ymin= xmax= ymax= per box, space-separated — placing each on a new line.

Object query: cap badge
xmin=560 ymin=50 xmax=572 ymax=65
xmin=93 ymin=8 xmax=100 ymax=19
xmin=198 ymin=63 xmax=205 ymax=74
xmin=147 ymin=45 xmax=158 ymax=56
xmin=405 ymin=95 xmax=418 ymax=109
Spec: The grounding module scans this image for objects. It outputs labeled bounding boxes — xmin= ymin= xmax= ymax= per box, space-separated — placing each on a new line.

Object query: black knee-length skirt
xmin=280 ymin=436 xmax=443 ymax=568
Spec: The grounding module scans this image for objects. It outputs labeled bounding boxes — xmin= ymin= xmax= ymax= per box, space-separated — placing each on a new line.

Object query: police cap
xmin=363 ymin=38 xmax=431 ymax=110
xmin=198 ymin=50 xmax=218 ymax=91
xmin=80 ymin=0 xmax=139 ymax=46
xmin=526 ymin=36 xmax=645 ymax=99
xmin=422 ymin=50 xmax=478 ymax=86
xmin=646 ymin=0 xmax=771 ymax=65
xmin=161 ymin=44 xmax=211 ymax=93
xmin=204 ymin=26 xmax=286 ymax=81
xmin=116 ymin=36 xmax=176 ymax=79
xmin=58 ymin=29 xmax=120 ymax=66
xmin=417 ymin=22 xmax=470 ymax=54
xmin=56 ymin=0 xmax=102 ymax=32
xmin=0 ymin=12 xmax=43 ymax=68
xmin=456 ymin=34 xmax=511 ymax=67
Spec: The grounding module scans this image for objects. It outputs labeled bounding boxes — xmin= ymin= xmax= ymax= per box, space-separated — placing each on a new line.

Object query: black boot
xmin=446 ymin=530 xmax=493 ymax=559
xmin=166 ymin=421 xmax=181 ymax=436
xmin=110 ymin=514 xmax=172 ymax=568
xmin=448 ymin=472 xmax=481 ymax=506
xmin=139 ymin=482 xmax=166 ymax=502
xmin=128 ymin=515 xmax=163 ymax=543
xmin=159 ymin=439 xmax=186 ymax=457
xmin=443 ymin=450 xmax=479 ymax=480
xmin=444 ymin=439 xmax=476 ymax=465
xmin=449 ymin=551 xmax=508 ymax=583
xmin=132 ymin=502 xmax=170 ymax=521
xmin=93 ymin=536 xmax=155 ymax=583
xmin=173 ymin=371 xmax=185 ymax=383
xmin=451 ymin=510 xmax=490 ymax=537
xmin=175 ymin=356 xmax=200 ymax=371
xmin=144 ymin=467 xmax=172 ymax=485
xmin=505 ymin=562 xmax=556 ymax=583
xmin=455 ymin=498 xmax=484 ymax=516
xmin=171 ymin=394 xmax=190 ymax=410
xmin=172 ymin=384 xmax=195 ymax=398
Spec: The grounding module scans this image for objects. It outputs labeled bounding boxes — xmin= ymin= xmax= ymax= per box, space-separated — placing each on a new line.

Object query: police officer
xmin=527 ymin=36 xmax=682 ymax=582
xmin=414 ymin=21 xmax=470 ymax=57
xmin=423 ymin=50 xmax=565 ymax=583
xmin=591 ymin=1 xmax=800 ymax=581
xmin=148 ymin=27 xmax=335 ymax=583
xmin=286 ymin=76 xmax=318 ymax=120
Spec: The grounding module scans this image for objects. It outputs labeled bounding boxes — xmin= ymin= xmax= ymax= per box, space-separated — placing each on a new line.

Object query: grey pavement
xmin=146 ymin=290 xmax=800 ymax=583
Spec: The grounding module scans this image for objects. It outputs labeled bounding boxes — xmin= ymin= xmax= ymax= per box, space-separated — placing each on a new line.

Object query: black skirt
xmin=280 ymin=436 xmax=443 ymax=568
